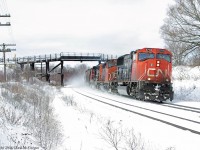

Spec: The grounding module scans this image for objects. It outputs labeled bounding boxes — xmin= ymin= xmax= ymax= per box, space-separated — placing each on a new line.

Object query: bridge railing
xmin=12 ymin=52 xmax=118 ymax=64
xmin=17 ymin=53 xmax=62 ymax=63
xmin=60 ymin=52 xmax=102 ymax=57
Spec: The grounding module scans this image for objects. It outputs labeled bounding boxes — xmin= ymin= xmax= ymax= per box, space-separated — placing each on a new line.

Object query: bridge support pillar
xmin=40 ymin=62 xmax=43 ymax=80
xmin=61 ymin=61 xmax=64 ymax=86
xmin=30 ymin=63 xmax=35 ymax=71
xmin=46 ymin=61 xmax=50 ymax=83
xmin=20 ymin=64 xmax=24 ymax=71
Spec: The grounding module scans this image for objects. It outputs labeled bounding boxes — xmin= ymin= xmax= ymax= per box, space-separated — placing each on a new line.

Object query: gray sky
xmin=0 ymin=0 xmax=173 ymax=58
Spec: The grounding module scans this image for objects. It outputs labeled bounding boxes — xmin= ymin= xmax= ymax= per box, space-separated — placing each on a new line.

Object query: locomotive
xmin=85 ymin=48 xmax=174 ymax=102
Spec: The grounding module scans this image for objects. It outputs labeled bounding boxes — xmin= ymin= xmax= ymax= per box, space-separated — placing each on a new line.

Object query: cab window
xmin=138 ymin=53 xmax=155 ymax=61
xmin=156 ymin=54 xmax=171 ymax=62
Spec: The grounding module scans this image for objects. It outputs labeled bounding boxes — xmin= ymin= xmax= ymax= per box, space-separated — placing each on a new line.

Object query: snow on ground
xmin=0 ymin=66 xmax=200 ymax=150
xmin=53 ymin=66 xmax=200 ymax=150
xmin=0 ymin=81 xmax=61 ymax=150
xmin=172 ymin=66 xmax=200 ymax=102
xmin=53 ymin=86 xmax=200 ymax=150
xmin=0 ymin=92 xmax=42 ymax=150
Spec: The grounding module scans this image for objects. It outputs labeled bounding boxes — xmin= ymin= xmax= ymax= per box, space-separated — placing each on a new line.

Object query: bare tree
xmin=124 ymin=129 xmax=144 ymax=150
xmin=189 ymin=48 xmax=200 ymax=65
xmin=99 ymin=120 xmax=145 ymax=150
xmin=164 ymin=41 xmax=188 ymax=65
xmin=100 ymin=120 xmax=123 ymax=150
xmin=161 ymin=0 xmax=200 ymax=65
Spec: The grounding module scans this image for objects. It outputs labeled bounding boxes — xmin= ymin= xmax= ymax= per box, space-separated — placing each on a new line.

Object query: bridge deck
xmin=3 ymin=52 xmax=117 ymax=64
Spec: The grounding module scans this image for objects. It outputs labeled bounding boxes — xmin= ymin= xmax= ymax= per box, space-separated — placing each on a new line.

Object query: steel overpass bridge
xmin=1 ymin=52 xmax=117 ymax=86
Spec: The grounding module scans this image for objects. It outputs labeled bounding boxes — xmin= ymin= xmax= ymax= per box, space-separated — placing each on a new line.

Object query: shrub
xmin=0 ymin=81 xmax=63 ymax=150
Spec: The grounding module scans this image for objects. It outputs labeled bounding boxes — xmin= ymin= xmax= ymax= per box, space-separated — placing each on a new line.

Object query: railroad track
xmin=161 ymin=102 xmax=200 ymax=113
xmin=72 ymin=88 xmax=200 ymax=136
xmin=80 ymin=88 xmax=200 ymax=113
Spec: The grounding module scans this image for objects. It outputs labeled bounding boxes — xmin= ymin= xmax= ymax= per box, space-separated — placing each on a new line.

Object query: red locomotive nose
xmin=135 ymin=49 xmax=172 ymax=83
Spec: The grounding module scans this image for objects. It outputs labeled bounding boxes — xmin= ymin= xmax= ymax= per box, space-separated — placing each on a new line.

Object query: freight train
xmin=85 ymin=48 xmax=174 ymax=102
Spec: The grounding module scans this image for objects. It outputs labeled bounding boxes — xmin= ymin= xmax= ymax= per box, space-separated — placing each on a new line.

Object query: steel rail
xmin=162 ymin=102 xmax=200 ymax=111
xmin=82 ymin=89 xmax=200 ymax=114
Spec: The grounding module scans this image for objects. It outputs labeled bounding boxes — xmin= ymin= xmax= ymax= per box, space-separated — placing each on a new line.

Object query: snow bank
xmin=173 ymin=66 xmax=200 ymax=102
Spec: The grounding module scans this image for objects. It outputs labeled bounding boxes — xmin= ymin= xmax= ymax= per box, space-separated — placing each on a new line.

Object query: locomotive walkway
xmin=1 ymin=52 xmax=117 ymax=85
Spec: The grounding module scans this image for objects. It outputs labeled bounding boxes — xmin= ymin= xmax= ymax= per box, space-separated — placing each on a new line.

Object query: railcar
xmin=85 ymin=69 xmax=91 ymax=84
xmin=85 ymin=66 xmax=98 ymax=85
xmin=95 ymin=59 xmax=117 ymax=91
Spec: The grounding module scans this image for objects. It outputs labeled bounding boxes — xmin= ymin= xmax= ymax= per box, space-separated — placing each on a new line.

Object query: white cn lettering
xmin=147 ymin=68 xmax=167 ymax=77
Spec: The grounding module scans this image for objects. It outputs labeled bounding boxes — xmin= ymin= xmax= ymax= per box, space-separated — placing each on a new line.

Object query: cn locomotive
xmin=85 ymin=48 xmax=174 ymax=102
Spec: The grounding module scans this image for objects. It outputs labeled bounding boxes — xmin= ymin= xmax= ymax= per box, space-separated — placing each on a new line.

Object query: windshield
xmin=156 ymin=54 xmax=171 ymax=62
xmin=138 ymin=53 xmax=155 ymax=61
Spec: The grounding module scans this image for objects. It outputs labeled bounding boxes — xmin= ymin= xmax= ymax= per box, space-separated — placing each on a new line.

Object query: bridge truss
xmin=0 ymin=52 xmax=117 ymax=86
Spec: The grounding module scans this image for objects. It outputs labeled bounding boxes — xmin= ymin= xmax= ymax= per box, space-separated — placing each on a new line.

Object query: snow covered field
xmin=0 ymin=66 xmax=200 ymax=150
xmin=54 ymin=66 xmax=200 ymax=150
xmin=54 ymin=87 xmax=200 ymax=150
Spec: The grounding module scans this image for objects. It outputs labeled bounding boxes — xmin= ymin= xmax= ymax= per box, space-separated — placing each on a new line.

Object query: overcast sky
xmin=0 ymin=0 xmax=173 ymax=58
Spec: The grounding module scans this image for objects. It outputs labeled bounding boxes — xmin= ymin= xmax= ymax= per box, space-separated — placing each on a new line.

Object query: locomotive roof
xmin=93 ymin=65 xmax=99 ymax=69
xmin=133 ymin=48 xmax=172 ymax=54
xmin=117 ymin=54 xmax=129 ymax=59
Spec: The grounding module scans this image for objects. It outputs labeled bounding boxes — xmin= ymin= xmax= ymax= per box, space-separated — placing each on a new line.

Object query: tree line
xmin=0 ymin=63 xmax=89 ymax=85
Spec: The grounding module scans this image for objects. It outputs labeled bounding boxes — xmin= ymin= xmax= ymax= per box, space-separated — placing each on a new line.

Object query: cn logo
xmin=147 ymin=68 xmax=167 ymax=77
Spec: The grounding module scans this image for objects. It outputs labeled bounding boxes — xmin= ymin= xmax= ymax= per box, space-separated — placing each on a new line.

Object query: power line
xmin=2 ymin=0 xmax=9 ymax=13
xmin=0 ymin=0 xmax=11 ymax=26
xmin=0 ymin=14 xmax=10 ymax=26
xmin=2 ymin=0 xmax=10 ymax=24
xmin=0 ymin=0 xmax=15 ymax=45
xmin=0 ymin=1 xmax=5 ymax=14
xmin=0 ymin=0 xmax=9 ymax=14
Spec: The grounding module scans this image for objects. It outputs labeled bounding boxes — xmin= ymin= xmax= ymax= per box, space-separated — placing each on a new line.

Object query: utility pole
xmin=0 ymin=43 xmax=16 ymax=81
xmin=0 ymin=9 xmax=15 ymax=81
xmin=0 ymin=14 xmax=11 ymax=26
